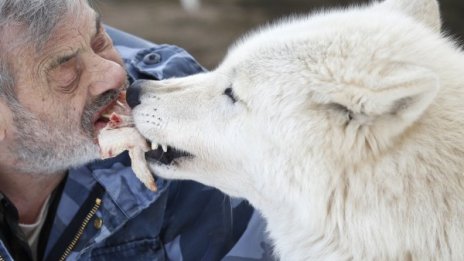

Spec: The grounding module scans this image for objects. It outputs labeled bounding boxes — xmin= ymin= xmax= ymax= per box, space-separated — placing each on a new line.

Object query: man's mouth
xmin=93 ymin=101 xmax=117 ymax=134
xmin=92 ymin=92 xmax=129 ymax=136
xmin=145 ymin=144 xmax=193 ymax=165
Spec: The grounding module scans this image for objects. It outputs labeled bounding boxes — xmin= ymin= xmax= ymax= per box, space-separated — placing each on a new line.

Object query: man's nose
xmin=89 ymin=57 xmax=126 ymax=96
xmin=126 ymin=80 xmax=145 ymax=108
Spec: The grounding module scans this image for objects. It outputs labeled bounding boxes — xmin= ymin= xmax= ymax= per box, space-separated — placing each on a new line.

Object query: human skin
xmin=0 ymin=0 xmax=127 ymax=224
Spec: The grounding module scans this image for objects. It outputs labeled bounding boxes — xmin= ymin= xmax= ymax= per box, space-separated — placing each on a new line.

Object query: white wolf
xmin=131 ymin=0 xmax=464 ymax=259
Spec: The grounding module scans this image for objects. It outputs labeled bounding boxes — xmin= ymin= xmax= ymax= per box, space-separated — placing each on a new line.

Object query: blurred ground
xmin=96 ymin=0 xmax=464 ymax=70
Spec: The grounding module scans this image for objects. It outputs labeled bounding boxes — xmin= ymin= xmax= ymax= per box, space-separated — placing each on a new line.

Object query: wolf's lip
xmin=145 ymin=145 xmax=193 ymax=165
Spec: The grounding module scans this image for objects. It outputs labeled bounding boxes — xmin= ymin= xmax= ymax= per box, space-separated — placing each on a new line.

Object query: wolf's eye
xmin=223 ymin=87 xmax=237 ymax=103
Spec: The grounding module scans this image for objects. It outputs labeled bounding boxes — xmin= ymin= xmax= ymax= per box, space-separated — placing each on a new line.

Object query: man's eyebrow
xmin=57 ymin=51 xmax=78 ymax=64
xmin=48 ymin=50 xmax=79 ymax=70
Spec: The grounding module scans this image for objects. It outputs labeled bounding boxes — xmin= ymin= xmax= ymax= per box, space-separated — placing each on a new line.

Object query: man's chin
xmin=53 ymin=144 xmax=101 ymax=170
xmin=15 ymin=144 xmax=100 ymax=175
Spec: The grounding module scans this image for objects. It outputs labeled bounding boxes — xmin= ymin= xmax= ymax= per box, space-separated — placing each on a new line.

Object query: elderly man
xmin=0 ymin=0 xmax=274 ymax=260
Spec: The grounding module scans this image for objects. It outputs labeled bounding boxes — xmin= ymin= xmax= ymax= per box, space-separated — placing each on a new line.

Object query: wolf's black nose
xmin=126 ymin=80 xmax=145 ymax=108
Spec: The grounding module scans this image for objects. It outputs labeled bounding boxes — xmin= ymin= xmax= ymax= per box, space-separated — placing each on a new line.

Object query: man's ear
xmin=315 ymin=62 xmax=439 ymax=126
xmin=0 ymin=118 xmax=6 ymax=141
xmin=380 ymin=0 xmax=441 ymax=33
xmin=0 ymin=100 xmax=10 ymax=141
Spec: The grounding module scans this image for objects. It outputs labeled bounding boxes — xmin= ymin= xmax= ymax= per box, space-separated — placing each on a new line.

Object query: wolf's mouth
xmin=145 ymin=144 xmax=193 ymax=165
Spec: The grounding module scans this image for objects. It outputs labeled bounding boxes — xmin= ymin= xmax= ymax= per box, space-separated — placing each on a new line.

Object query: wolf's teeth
xmin=151 ymin=142 xmax=158 ymax=150
xmin=101 ymin=114 xmax=111 ymax=119
xmin=162 ymin=144 xmax=168 ymax=152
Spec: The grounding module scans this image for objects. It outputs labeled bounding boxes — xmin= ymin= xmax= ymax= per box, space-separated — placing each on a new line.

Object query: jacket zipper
xmin=59 ymin=198 xmax=101 ymax=261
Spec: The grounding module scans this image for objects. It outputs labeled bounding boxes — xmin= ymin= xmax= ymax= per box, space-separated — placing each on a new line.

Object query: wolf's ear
xmin=317 ymin=63 xmax=439 ymax=126
xmin=380 ymin=0 xmax=441 ymax=32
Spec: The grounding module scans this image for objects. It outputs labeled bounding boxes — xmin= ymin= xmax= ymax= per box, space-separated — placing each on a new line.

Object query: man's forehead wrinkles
xmin=36 ymin=33 xmax=81 ymax=63
xmin=36 ymin=8 xmax=97 ymax=59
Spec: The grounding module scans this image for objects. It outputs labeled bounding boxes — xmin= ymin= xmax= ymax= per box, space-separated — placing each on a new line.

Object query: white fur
xmin=133 ymin=0 xmax=464 ymax=259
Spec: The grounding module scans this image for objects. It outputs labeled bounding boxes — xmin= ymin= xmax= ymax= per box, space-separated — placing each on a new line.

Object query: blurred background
xmin=95 ymin=0 xmax=464 ymax=70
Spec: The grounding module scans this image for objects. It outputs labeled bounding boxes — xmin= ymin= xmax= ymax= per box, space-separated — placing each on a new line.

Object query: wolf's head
xmin=130 ymin=0 xmax=457 ymax=203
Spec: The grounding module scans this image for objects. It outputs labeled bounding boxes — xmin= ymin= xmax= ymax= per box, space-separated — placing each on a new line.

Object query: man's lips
xmin=92 ymin=91 xmax=131 ymax=135
xmin=92 ymin=99 xmax=119 ymax=134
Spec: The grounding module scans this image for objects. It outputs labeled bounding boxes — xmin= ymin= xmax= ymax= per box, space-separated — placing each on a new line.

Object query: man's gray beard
xmin=9 ymin=90 xmax=119 ymax=175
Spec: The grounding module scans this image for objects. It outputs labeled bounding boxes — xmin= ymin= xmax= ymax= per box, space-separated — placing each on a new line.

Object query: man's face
xmin=2 ymin=1 xmax=127 ymax=175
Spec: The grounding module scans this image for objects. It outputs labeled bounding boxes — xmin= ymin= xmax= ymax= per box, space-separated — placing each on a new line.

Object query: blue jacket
xmin=0 ymin=28 xmax=276 ymax=261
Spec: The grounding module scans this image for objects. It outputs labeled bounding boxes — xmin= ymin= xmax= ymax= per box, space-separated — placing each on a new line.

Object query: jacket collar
xmin=44 ymin=152 xmax=169 ymax=258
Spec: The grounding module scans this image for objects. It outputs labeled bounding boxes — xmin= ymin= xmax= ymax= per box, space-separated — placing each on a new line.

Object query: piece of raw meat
xmin=97 ymin=93 xmax=157 ymax=191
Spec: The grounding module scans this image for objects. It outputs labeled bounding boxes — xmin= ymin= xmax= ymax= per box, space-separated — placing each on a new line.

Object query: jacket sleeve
xmin=107 ymin=25 xmax=205 ymax=82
